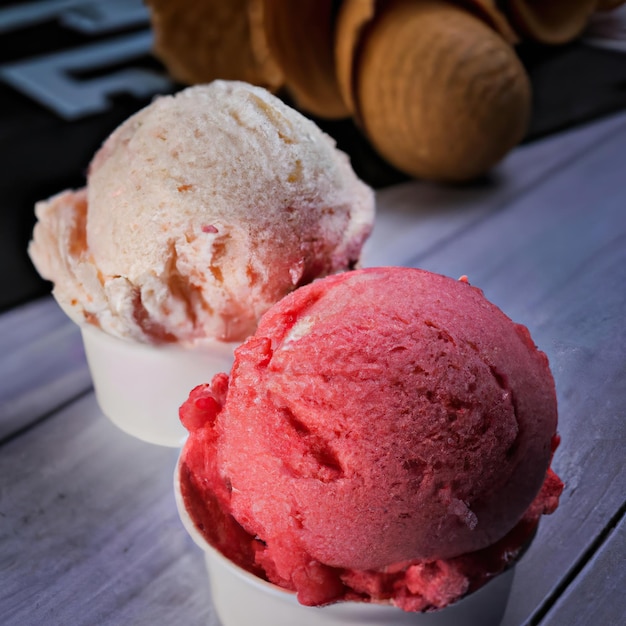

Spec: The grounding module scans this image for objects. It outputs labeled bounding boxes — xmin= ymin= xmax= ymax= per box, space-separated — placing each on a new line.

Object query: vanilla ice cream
xmin=29 ymin=81 xmax=374 ymax=347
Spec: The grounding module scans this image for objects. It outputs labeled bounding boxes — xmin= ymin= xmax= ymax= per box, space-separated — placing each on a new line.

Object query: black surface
xmin=1 ymin=3 xmax=625 ymax=313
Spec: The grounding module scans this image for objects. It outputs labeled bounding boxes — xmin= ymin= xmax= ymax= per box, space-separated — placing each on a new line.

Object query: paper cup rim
xmin=79 ymin=321 xmax=240 ymax=354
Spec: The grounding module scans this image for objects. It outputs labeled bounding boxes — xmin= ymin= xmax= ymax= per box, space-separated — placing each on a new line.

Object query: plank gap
xmin=529 ymin=499 xmax=626 ymax=625
xmin=0 ymin=387 xmax=94 ymax=448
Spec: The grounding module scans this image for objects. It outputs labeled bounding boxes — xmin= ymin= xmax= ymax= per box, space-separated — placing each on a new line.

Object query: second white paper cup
xmin=81 ymin=324 xmax=238 ymax=447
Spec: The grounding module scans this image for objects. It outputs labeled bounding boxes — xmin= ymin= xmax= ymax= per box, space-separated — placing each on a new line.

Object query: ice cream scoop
xmin=178 ymin=266 xmax=563 ymax=610
xmin=29 ymin=80 xmax=374 ymax=347
xmin=28 ymin=81 xmax=374 ymax=446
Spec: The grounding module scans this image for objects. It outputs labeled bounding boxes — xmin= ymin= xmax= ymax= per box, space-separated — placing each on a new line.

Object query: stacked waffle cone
xmin=147 ymin=0 xmax=625 ymax=182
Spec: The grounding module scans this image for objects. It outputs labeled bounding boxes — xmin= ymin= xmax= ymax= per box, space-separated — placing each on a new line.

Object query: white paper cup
xmin=80 ymin=324 xmax=238 ymax=447
xmin=174 ymin=462 xmax=515 ymax=626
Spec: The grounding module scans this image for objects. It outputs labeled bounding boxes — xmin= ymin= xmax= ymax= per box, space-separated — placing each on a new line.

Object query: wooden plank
xmin=363 ymin=111 xmax=626 ymax=268
xmin=539 ymin=512 xmax=626 ymax=626
xmin=0 ymin=393 xmax=218 ymax=626
xmin=0 ymin=296 xmax=91 ymax=441
xmin=387 ymin=117 xmax=626 ymax=626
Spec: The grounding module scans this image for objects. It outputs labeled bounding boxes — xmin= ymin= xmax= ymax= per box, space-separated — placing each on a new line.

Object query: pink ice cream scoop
xmin=178 ymin=266 xmax=563 ymax=610
xmin=28 ymin=81 xmax=374 ymax=347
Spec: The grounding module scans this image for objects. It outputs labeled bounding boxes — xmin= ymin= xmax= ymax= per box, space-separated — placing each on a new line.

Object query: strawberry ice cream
xmin=28 ymin=81 xmax=374 ymax=347
xmin=178 ymin=266 xmax=563 ymax=610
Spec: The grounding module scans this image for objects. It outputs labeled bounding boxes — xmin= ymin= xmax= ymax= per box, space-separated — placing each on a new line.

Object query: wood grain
xmin=0 ymin=394 xmax=218 ymax=626
xmin=0 ymin=297 xmax=90 ymax=442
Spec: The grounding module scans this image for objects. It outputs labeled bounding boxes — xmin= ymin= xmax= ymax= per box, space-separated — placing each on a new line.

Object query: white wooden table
xmin=1 ymin=111 xmax=625 ymax=625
